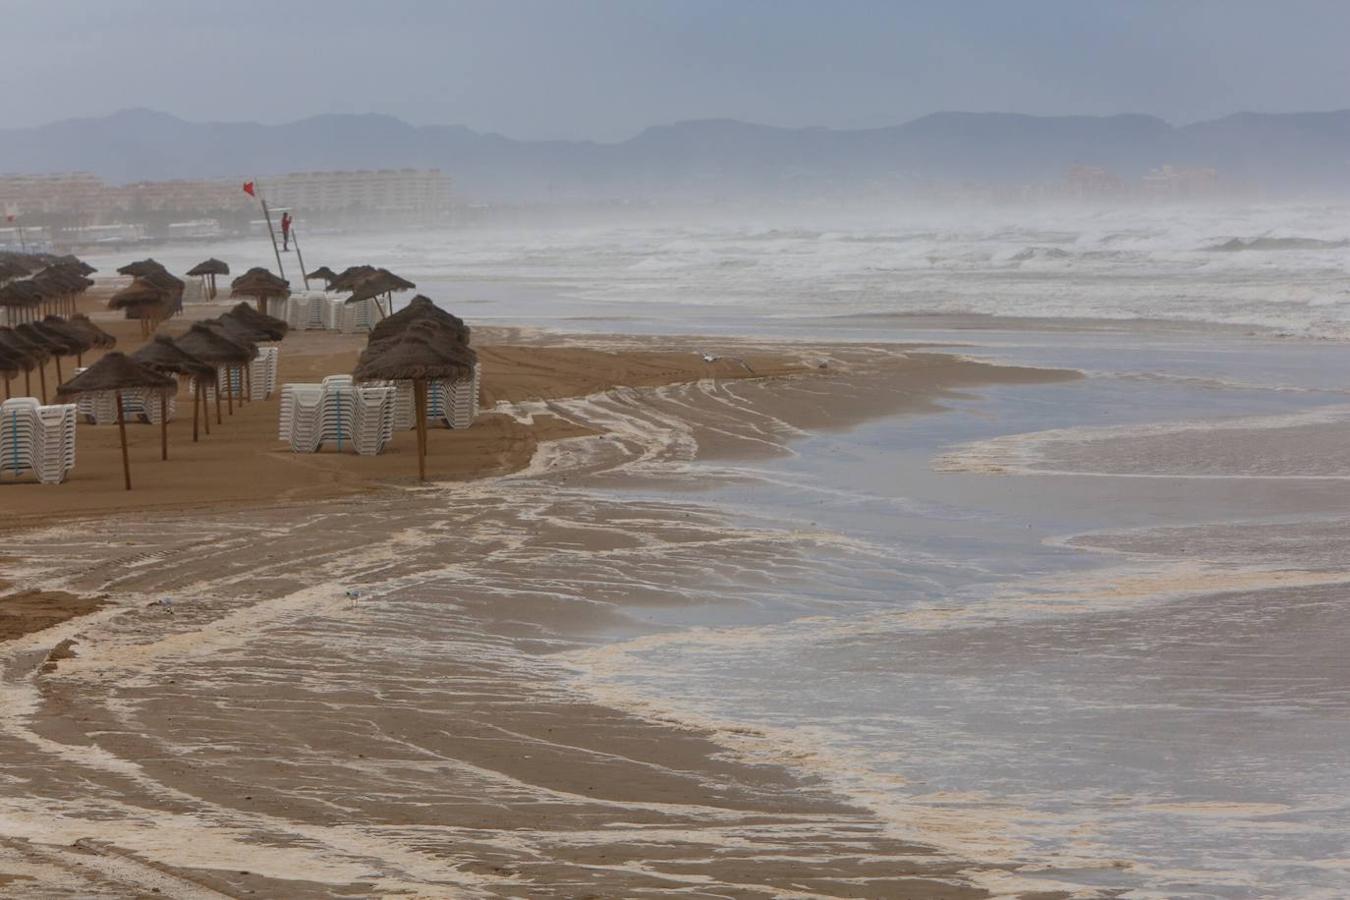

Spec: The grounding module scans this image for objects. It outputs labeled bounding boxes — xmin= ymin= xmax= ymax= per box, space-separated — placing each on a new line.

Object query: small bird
xmin=344 ymin=589 xmax=362 ymax=606
xmin=157 ymin=597 xmax=174 ymax=614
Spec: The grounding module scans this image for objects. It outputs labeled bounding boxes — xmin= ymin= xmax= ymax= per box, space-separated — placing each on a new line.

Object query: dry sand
xmin=0 ymin=282 xmax=1083 ymax=898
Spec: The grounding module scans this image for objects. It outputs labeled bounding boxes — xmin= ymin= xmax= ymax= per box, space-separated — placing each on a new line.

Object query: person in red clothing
xmin=280 ymin=211 xmax=292 ymax=250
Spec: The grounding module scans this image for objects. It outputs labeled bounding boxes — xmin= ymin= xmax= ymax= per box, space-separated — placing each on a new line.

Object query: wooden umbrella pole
xmin=244 ymin=362 xmax=252 ymax=404
xmin=54 ymin=355 xmax=62 ymax=385
xmin=160 ymin=395 xmax=168 ymax=461
xmin=116 ymin=392 xmax=131 ymax=491
xmin=192 ymin=381 xmax=200 ymax=442
xmin=23 ymin=370 xmax=30 ymax=396
xmin=415 ymin=378 xmax=427 ymax=482
xmin=38 ymin=364 xmax=46 ymax=403
xmin=214 ymin=378 xmax=222 ymax=425
xmin=226 ymin=369 xmax=234 ymax=415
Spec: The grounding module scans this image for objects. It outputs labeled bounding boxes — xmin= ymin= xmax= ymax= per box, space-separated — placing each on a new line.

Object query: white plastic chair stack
xmin=278 ymin=379 xmax=396 ymax=455
xmin=139 ymin=390 xmax=176 ymax=424
xmin=350 ymin=385 xmax=395 ymax=455
xmin=426 ymin=364 xmax=480 ymax=429
xmin=0 ymin=398 xmax=76 ymax=484
xmin=249 ymin=346 xmax=280 ymax=400
xmin=278 ymin=384 xmax=324 ymax=452
xmin=338 ymin=298 xmax=377 ymax=333
xmin=320 ymin=376 xmax=357 ymax=451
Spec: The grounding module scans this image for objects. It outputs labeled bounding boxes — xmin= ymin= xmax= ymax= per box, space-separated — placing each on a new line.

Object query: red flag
xmin=242 ymin=181 xmax=255 ymax=197
xmin=4 ymin=214 xmax=13 ymax=223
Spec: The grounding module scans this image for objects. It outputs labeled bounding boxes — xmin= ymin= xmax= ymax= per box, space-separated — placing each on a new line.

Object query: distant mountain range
xmin=4 ymin=107 xmax=1350 ymax=202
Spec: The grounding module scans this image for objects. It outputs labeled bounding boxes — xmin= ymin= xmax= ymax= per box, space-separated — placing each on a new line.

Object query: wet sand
xmin=0 ymin=285 xmax=1083 ymax=897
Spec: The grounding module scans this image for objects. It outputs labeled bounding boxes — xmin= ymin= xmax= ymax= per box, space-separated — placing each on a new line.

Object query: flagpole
xmin=246 ymin=180 xmax=287 ymax=282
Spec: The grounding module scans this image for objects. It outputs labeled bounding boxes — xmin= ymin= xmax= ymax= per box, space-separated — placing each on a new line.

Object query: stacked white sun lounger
xmin=0 ymin=397 xmax=77 ymax=484
xmin=249 ymin=346 xmax=280 ymax=400
xmin=278 ymin=377 xmax=395 ymax=455
xmin=69 ymin=370 xmax=177 ymax=425
xmin=266 ymin=293 xmax=378 ymax=334
xmin=373 ymin=364 xmax=480 ymax=432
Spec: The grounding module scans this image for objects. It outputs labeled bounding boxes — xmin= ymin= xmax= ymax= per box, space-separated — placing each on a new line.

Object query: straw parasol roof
xmin=356 ymin=320 xmax=477 ymax=382
xmin=224 ymin=302 xmax=288 ymax=341
xmin=202 ymin=316 xmax=264 ymax=351
xmin=354 ymin=321 xmax=477 ymax=481
xmin=342 ymin=268 xmax=416 ymax=304
xmin=0 ymin=327 xmax=47 ymax=366
xmin=131 ymin=334 xmax=216 ymax=380
xmin=27 ymin=320 xmax=87 ymax=356
xmin=0 ymin=280 xmax=43 ymax=309
xmin=107 ymin=278 xmax=169 ymax=310
xmin=51 ymin=256 xmax=96 ymax=275
xmin=117 ymin=259 xmax=169 ymax=278
xmin=305 ymin=265 xmax=338 ymax=285
xmin=328 ymin=265 xmax=378 ymax=292
xmin=57 ymin=352 xmax=180 ymax=489
xmin=57 ymin=351 xmax=176 ymax=399
xmin=230 ymin=267 xmax=290 ymax=296
xmin=15 ymin=321 xmax=76 ymax=357
xmin=368 ymin=295 xmax=470 ymax=345
xmin=61 ymin=314 xmax=117 ymax=349
xmin=186 ymin=258 xmax=230 ymax=277
xmin=175 ymin=323 xmax=257 ymax=365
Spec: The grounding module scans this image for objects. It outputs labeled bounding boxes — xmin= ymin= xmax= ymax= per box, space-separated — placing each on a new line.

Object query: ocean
xmin=77 ymin=203 xmax=1350 ymax=897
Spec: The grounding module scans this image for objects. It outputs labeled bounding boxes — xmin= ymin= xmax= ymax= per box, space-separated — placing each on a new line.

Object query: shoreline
xmin=0 ymin=297 xmax=1085 ymax=897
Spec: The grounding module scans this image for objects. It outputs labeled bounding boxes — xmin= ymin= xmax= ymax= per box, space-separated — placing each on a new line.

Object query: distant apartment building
xmin=261 ymin=169 xmax=452 ymax=216
xmin=1065 ymin=165 xmax=1125 ymax=198
xmin=0 ymin=168 xmax=452 ymax=228
xmin=1141 ymin=164 xmax=1218 ymax=199
xmin=0 ymin=172 xmax=111 ymax=219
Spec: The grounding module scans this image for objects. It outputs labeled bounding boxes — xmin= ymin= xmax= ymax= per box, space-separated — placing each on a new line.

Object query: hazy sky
xmin=8 ymin=0 xmax=1350 ymax=140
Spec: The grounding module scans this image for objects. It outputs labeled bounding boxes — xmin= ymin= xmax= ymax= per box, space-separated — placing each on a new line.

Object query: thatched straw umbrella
xmin=229 ymin=267 xmax=290 ymax=315
xmin=56 ymin=353 xmax=176 ymax=490
xmin=174 ymin=323 xmax=255 ymax=424
xmin=108 ymin=278 xmax=172 ymax=337
xmin=132 ymin=335 xmax=217 ymax=443
xmin=115 ymin=260 xmax=183 ymax=320
xmin=117 ymin=259 xmax=166 ymax=278
xmin=328 ymin=265 xmax=378 ymax=293
xmin=224 ymin=302 xmax=288 ymax=341
xmin=0 ymin=327 xmax=44 ymax=397
xmin=201 ymin=317 xmax=263 ymax=404
xmin=354 ymin=321 xmax=477 ymax=481
xmin=368 ymin=295 xmax=471 ymax=345
xmin=22 ymin=320 xmax=85 ymax=385
xmin=0 ymin=280 xmax=43 ymax=325
xmin=9 ymin=319 xmax=62 ymax=396
xmin=186 ymin=258 xmax=230 ymax=299
xmin=50 ymin=314 xmax=116 ymax=364
xmin=31 ymin=267 xmax=85 ymax=318
xmin=305 ymin=266 xmax=338 ymax=289
xmin=342 ymin=268 xmax=416 ymax=319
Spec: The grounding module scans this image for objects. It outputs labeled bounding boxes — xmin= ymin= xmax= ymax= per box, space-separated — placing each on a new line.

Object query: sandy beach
xmin=0 ymin=281 xmax=1081 ymax=897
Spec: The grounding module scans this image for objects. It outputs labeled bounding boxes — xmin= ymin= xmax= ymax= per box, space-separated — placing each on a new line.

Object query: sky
xmin=6 ymin=0 xmax=1350 ymax=141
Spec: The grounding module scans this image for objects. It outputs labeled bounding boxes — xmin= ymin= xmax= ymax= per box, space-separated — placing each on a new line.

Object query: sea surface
xmin=85 ymin=204 xmax=1350 ymax=897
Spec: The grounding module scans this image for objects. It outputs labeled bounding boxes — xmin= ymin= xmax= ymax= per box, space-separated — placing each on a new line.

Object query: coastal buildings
xmin=0 ymin=168 xmax=453 ymax=234
xmin=262 ymin=169 xmax=453 ymax=216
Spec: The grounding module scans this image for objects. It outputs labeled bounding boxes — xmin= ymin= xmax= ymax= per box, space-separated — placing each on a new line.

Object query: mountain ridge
xmin=4 ymin=107 xmax=1350 ymax=200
